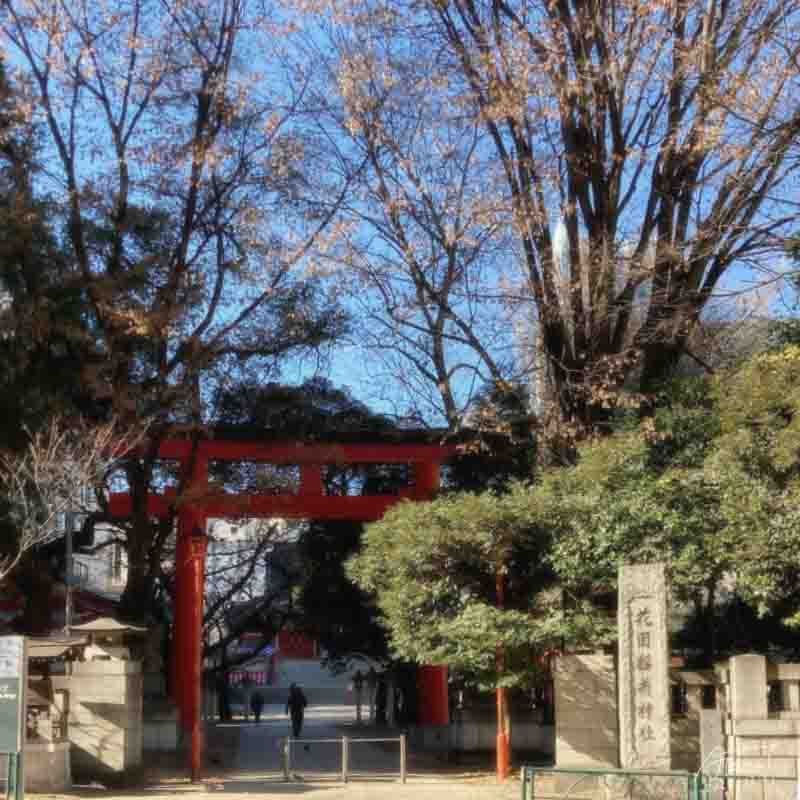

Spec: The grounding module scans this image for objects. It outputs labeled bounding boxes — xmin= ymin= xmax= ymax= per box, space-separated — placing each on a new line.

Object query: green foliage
xmin=212 ymin=377 xmax=393 ymax=436
xmin=0 ymin=60 xmax=87 ymax=439
xmin=447 ymin=380 xmax=538 ymax=492
xmin=348 ymin=486 xmax=596 ymax=690
xmin=541 ymin=346 xmax=800 ymax=653
xmin=295 ymin=521 xmax=388 ymax=663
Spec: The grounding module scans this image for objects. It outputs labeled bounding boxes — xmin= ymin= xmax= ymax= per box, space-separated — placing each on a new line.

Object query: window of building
xmin=768 ymin=681 xmax=784 ymax=712
xmin=671 ymin=682 xmax=688 ymax=715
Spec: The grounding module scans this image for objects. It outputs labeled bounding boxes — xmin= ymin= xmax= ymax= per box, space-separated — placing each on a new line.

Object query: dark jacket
xmin=286 ymin=686 xmax=307 ymax=716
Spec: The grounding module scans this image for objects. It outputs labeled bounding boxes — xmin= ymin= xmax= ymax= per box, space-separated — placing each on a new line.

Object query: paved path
xmin=198 ymin=705 xmax=518 ymax=799
xmin=34 ymin=705 xmax=521 ymax=800
xmin=232 ymin=704 xmax=405 ymax=780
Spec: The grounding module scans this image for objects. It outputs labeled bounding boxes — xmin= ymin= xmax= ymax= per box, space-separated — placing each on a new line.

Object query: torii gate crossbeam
xmin=108 ymin=436 xmax=457 ymax=780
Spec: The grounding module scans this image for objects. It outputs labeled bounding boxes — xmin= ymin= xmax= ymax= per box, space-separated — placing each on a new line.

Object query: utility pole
xmin=64 ymin=511 xmax=74 ymax=636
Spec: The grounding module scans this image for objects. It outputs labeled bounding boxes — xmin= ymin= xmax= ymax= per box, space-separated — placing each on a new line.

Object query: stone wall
xmin=53 ymin=660 xmax=143 ymax=784
xmin=554 ymin=649 xmax=800 ymax=800
xmin=554 ymin=653 xmax=619 ymax=768
xmin=554 ymin=655 xmax=724 ymax=773
xmin=717 ymin=655 xmax=800 ymax=800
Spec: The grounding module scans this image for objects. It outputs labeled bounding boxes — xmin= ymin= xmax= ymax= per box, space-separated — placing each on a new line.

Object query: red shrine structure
xmin=108 ymin=431 xmax=458 ymax=780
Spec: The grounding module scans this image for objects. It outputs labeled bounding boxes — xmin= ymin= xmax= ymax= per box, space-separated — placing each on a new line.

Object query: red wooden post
xmin=172 ymin=455 xmax=208 ymax=779
xmin=300 ymin=463 xmax=324 ymax=496
xmin=189 ymin=531 xmax=208 ymax=782
xmin=175 ymin=508 xmax=206 ymax=734
xmin=174 ymin=513 xmax=194 ymax=721
xmin=170 ymin=529 xmax=189 ymax=701
xmin=417 ymin=665 xmax=449 ymax=725
xmin=414 ymin=459 xmax=441 ymax=498
xmin=414 ymin=461 xmax=450 ymax=730
xmin=496 ymin=566 xmax=510 ymax=781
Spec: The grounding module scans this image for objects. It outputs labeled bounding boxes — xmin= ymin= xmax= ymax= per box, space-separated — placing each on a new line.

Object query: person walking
xmin=366 ymin=667 xmax=378 ymax=723
xmin=285 ymin=683 xmax=307 ymax=738
xmin=250 ymin=691 xmax=264 ymax=724
xmin=352 ymin=670 xmax=364 ymax=724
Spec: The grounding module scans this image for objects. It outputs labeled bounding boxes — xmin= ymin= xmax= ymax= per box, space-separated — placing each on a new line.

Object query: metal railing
xmin=282 ymin=735 xmax=407 ymax=783
xmin=521 ymin=765 xmax=800 ymax=800
xmin=520 ymin=766 xmax=697 ymax=800
xmin=698 ymin=770 xmax=799 ymax=800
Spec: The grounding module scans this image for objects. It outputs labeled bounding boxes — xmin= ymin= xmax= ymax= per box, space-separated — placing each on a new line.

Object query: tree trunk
xmin=639 ymin=340 xmax=687 ymax=395
xmin=119 ymin=544 xmax=156 ymax=623
xmin=17 ymin=555 xmax=55 ymax=634
xmin=702 ymin=582 xmax=717 ymax=668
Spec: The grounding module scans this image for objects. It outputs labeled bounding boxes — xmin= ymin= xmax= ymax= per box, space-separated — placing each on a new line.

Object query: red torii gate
xmin=108 ymin=433 xmax=457 ymax=780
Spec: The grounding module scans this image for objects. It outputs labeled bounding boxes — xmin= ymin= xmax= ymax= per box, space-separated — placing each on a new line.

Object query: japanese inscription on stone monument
xmin=618 ymin=563 xmax=670 ymax=770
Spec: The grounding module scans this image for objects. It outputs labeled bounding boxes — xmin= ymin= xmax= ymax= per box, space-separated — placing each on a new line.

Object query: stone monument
xmin=617 ymin=563 xmax=670 ymax=771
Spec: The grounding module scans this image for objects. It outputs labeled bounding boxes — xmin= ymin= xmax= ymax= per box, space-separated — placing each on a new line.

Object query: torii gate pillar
xmin=176 ymin=519 xmax=207 ymax=782
xmin=171 ymin=460 xmax=209 ymax=782
xmin=413 ymin=461 xmax=450 ymax=726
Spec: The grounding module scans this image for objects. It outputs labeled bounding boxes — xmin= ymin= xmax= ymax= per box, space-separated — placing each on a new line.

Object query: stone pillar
xmin=729 ymin=654 xmax=767 ymax=720
xmin=55 ymin=661 xmax=143 ymax=785
xmin=618 ymin=563 xmax=670 ymax=770
xmin=554 ymin=653 xmax=619 ymax=768
xmin=699 ymin=710 xmax=725 ymax=800
xmin=728 ymin=656 xmax=770 ymax=800
xmin=786 ymin=681 xmax=800 ymax=712
xmin=699 ymin=709 xmax=724 ymax=767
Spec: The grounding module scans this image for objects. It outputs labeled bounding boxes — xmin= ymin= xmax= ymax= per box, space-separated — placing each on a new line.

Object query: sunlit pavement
xmin=39 ymin=704 xmax=520 ymax=800
xmin=198 ymin=704 xmax=519 ymax=798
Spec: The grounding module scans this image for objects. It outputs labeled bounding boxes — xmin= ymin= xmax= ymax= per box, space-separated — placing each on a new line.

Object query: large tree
xmin=0 ymin=57 xmax=87 ymax=441
xmin=322 ymin=0 xmax=800 ymax=446
xmin=296 ymin=520 xmax=388 ymax=663
xmin=348 ymin=487 xmax=572 ymax=689
xmin=2 ymin=0 xmax=350 ymax=620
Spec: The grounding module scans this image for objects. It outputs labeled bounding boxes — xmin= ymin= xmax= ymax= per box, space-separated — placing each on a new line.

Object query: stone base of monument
xmin=549 ymin=773 xmax=691 ymax=800
xmin=25 ymin=740 xmax=72 ymax=792
xmin=550 ymin=772 xmax=600 ymax=797
xmin=53 ymin=660 xmax=144 ymax=786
